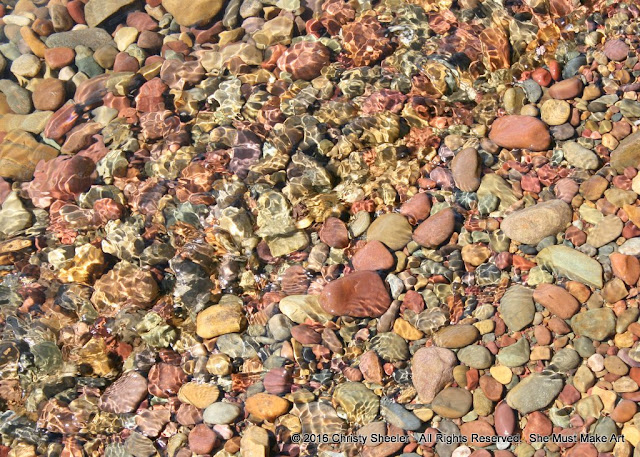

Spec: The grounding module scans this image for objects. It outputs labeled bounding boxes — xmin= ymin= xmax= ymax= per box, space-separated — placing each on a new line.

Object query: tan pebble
xmin=615 ymin=332 xmax=635 ymax=348
xmin=461 ymin=243 xmax=491 ymax=266
xmin=196 ymin=301 xmax=247 ymax=339
xmin=621 ymin=425 xmax=640 ymax=446
xmin=413 ymin=408 xmax=434 ymax=421
xmin=474 ymin=319 xmax=495 ymax=335
xmin=591 ymin=386 xmax=617 ymax=414
xmin=540 ymin=99 xmax=571 ymax=125
xmin=178 ymin=382 xmax=219 ymax=409
xmin=206 ymin=353 xmax=231 ymax=376
xmin=490 ymin=366 xmax=513 ymax=385
xmin=20 ymin=27 xmax=46 ymax=57
xmin=393 ymin=318 xmax=424 ymax=340
xmin=530 ymin=346 xmax=552 ymax=361
xmin=245 ymin=393 xmax=290 ymax=422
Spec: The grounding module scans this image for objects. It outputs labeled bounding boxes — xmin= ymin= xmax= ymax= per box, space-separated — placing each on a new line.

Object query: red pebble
xmin=532 ymin=68 xmax=552 ymax=86
xmin=67 ymin=0 xmax=85 ymax=24
xmin=547 ymin=59 xmax=561 ymax=80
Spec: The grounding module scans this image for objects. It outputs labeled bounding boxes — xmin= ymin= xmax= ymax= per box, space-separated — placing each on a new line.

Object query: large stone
xmin=571 ymin=308 xmax=616 ymax=341
xmin=196 ymin=299 xmax=247 ymax=339
xmin=431 ymin=387 xmax=473 ymax=418
xmin=433 ymin=324 xmax=479 ymax=348
xmin=319 ymin=271 xmax=391 ymax=317
xmin=451 ymin=147 xmax=481 ymax=192
xmin=412 ymin=347 xmax=457 ymax=403
xmin=499 ymin=285 xmax=535 ymax=332
xmin=45 ymin=29 xmax=116 ymax=51
xmin=562 ymin=141 xmax=599 ymax=170
xmin=536 ymin=245 xmax=603 ymax=289
xmin=501 ymin=200 xmax=572 ymax=245
xmin=610 ymin=130 xmax=640 ymax=172
xmin=367 ymin=212 xmax=413 ymax=250
xmin=488 ymin=115 xmax=552 ymax=151
xmin=506 ymin=373 xmax=564 ymax=414
xmin=586 ymin=215 xmax=623 ymax=248
xmin=162 ymin=0 xmax=224 ymax=26
xmin=85 ymin=0 xmax=137 ymax=28
xmin=533 ymin=284 xmax=579 ymax=319
xmin=0 ymin=130 xmax=58 ymax=181
xmin=412 ymin=207 xmax=456 ymax=248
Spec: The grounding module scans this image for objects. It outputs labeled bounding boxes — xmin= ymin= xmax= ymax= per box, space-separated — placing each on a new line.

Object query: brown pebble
xmin=32 ymin=79 xmax=67 ymax=112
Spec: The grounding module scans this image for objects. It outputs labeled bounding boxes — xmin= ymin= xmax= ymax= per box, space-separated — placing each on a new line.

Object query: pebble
xmin=497 ymin=337 xmax=530 ymax=367
xmin=367 ymin=212 xmax=413 ymax=250
xmin=586 ymin=215 xmax=623 ymax=248
xmin=203 ymin=402 xmax=242 ymax=425
xmin=562 ymin=141 xmax=600 ymax=170
xmin=44 ymin=47 xmax=76 ymax=70
xmin=571 ymin=308 xmax=616 ymax=341
xmin=45 ymin=28 xmax=115 ymax=50
xmin=505 ymin=373 xmax=564 ymax=414
xmin=10 ymin=54 xmax=41 ymax=78
xmin=610 ymin=130 xmax=640 ymax=172
xmin=431 ymin=387 xmax=473 ymax=418
xmin=610 ymin=252 xmax=640 ymax=286
xmin=458 ymin=345 xmax=493 ymax=369
xmin=548 ymin=78 xmax=583 ymax=99
xmin=32 ymin=78 xmax=67 ymax=112
xmin=501 ymin=199 xmax=571 ymax=245
xmin=0 ymin=129 xmax=58 ymax=181
xmin=412 ymin=347 xmax=457 ymax=403
xmin=352 ymin=240 xmax=395 ymax=271
xmin=540 ymin=99 xmax=571 ymax=125
xmin=434 ymin=324 xmax=480 ymax=348
xmin=178 ymin=382 xmax=219 ymax=409
xmin=84 ymin=0 xmax=137 ymax=28
xmin=412 ymin=207 xmax=456 ymax=248
xmin=319 ymin=271 xmax=391 ymax=317
xmin=451 ymin=147 xmax=481 ymax=192
xmin=533 ymin=284 xmax=579 ymax=319
xmin=499 ymin=285 xmax=535 ymax=332
xmin=319 ymin=217 xmax=349 ymax=248
xmin=536 ymin=245 xmax=604 ymax=288
xmin=488 ymin=115 xmax=552 ymax=151
xmin=245 ymin=393 xmax=290 ymax=422
xmin=196 ymin=299 xmax=247 ymax=339
xmin=162 ymin=0 xmax=224 ymax=26
xmin=380 ymin=399 xmax=421 ymax=431
xmin=604 ymin=39 xmax=630 ymax=61
xmin=332 ymin=382 xmax=379 ymax=425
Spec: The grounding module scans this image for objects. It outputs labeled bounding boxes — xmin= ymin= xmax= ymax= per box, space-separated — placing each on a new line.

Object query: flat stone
xmin=0 ymin=129 xmax=58 ymax=181
xmin=501 ymin=199 xmax=571 ymax=245
xmin=488 ymin=115 xmax=551 ymax=151
xmin=586 ymin=215 xmax=623 ymax=248
xmin=319 ymin=271 xmax=391 ymax=317
xmin=46 ymin=29 xmax=115 ymax=51
xmin=162 ymin=0 xmax=224 ymax=26
xmin=497 ymin=337 xmax=530 ymax=367
xmin=506 ymin=373 xmax=564 ymax=414
xmin=540 ymin=99 xmax=571 ymax=125
xmin=178 ymin=382 xmax=219 ymax=409
xmin=434 ymin=324 xmax=480 ymax=348
xmin=610 ymin=252 xmax=640 ymax=286
xmin=367 ymin=212 xmax=413 ymax=250
xmin=202 ymin=402 xmax=242 ymax=425
xmin=451 ymin=147 xmax=481 ymax=192
xmin=548 ymin=78 xmax=583 ymax=99
xmin=332 ymin=382 xmax=379 ymax=425
xmin=196 ymin=300 xmax=247 ymax=339
xmin=610 ymin=130 xmax=640 ymax=172
xmin=412 ymin=207 xmax=456 ymax=248
xmin=85 ymin=0 xmax=137 ymax=28
xmin=562 ymin=141 xmax=599 ymax=170
xmin=533 ymin=284 xmax=580 ymax=319
xmin=245 ymin=393 xmax=290 ymax=422
xmin=32 ymin=79 xmax=67 ymax=112
xmin=279 ymin=295 xmax=333 ymax=324
xmin=457 ymin=345 xmax=493 ymax=369
xmin=536 ymin=245 xmax=603 ymax=288
xmin=352 ymin=240 xmax=395 ymax=271
xmin=604 ymin=39 xmax=629 ymax=61
xmin=499 ymin=285 xmax=535 ymax=332
xmin=412 ymin=347 xmax=457 ymax=403
xmin=431 ymin=387 xmax=472 ymax=418
xmin=571 ymin=308 xmax=616 ymax=341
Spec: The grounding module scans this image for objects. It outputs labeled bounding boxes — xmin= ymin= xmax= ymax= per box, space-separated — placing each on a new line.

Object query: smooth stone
xmin=494 ymin=401 xmax=517 ymax=436
xmin=618 ymin=99 xmax=640 ymax=119
xmin=0 ymin=192 xmax=31 ymax=236
xmin=99 ymin=371 xmax=148 ymax=414
xmin=400 ymin=192 xmax=431 ymax=224
xmin=497 ymin=337 xmax=530 ymax=367
xmin=533 ymin=284 xmax=580 ymax=319
xmin=352 ymin=240 xmax=395 ymax=271
xmin=320 ymin=271 xmax=391 ymax=318
xmin=571 ymin=308 xmax=616 ymax=341
xmin=367 ymin=212 xmax=413 ymax=250
xmin=499 ymin=285 xmax=535 ymax=332
xmin=550 ymin=123 xmax=575 ymax=140
xmin=562 ymin=141 xmax=599 ymax=169
xmin=162 ymin=0 xmax=223 ymax=26
xmin=196 ymin=301 xmax=247 ymax=339
xmin=412 ymin=347 xmax=457 ymax=403
xmin=550 ymin=348 xmax=581 ymax=373
xmin=10 ymin=54 xmax=41 ymax=78
xmin=610 ymin=252 xmax=640 ymax=286
xmin=412 ymin=207 xmax=456 ymax=248
xmin=178 ymin=382 xmax=219 ymax=409
xmin=619 ymin=238 xmax=640 ymax=256
xmin=536 ymin=245 xmax=603 ymax=288
xmin=548 ymin=78 xmax=583 ymax=99
xmin=434 ymin=324 xmax=480 ymax=348
xmin=46 ymin=29 xmax=115 ymax=51
xmin=501 ymin=199 xmax=571 ymax=245
xmin=586 ymin=215 xmax=623 ymax=248
xmin=540 ymin=99 xmax=571 ymax=125
xmin=610 ymin=130 xmax=640 ymax=173
xmin=506 ymin=373 xmax=564 ymax=414
xmin=604 ymin=39 xmax=630 ymax=61
xmin=0 ymin=79 xmax=32 ymax=114
xmin=279 ymin=295 xmax=333 ymax=324
xmin=319 ymin=217 xmax=349 ymax=249
xmin=84 ymin=0 xmax=136 ymax=28
xmin=245 ymin=393 xmax=290 ymax=422
xmin=0 ymin=129 xmax=58 ymax=181
xmin=451 ymin=147 xmax=481 ymax=192
xmin=488 ymin=115 xmax=551 ymax=151
xmin=380 ymin=400 xmax=422 ymax=431
xmin=0 ymin=111 xmax=52 ymax=134
xmin=460 ymin=420 xmax=496 ymax=447
xmin=457 ymin=345 xmax=493 ymax=369
xmin=332 ymin=382 xmax=379 ymax=425
xmin=431 ymin=387 xmax=473 ymax=418
xmin=32 ymin=78 xmax=67 ymax=112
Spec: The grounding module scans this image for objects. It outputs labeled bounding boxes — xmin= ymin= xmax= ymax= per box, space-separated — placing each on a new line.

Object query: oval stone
xmin=319 ymin=271 xmax=391 ymax=317
xmin=434 ymin=324 xmax=480 ymax=348
xmin=431 ymin=387 xmax=472 ymax=419
xmin=533 ymin=284 xmax=579 ymax=319
xmin=412 ymin=207 xmax=456 ymax=248
xmin=501 ymin=199 xmax=571 ymax=245
xmin=488 ymin=115 xmax=551 ymax=151
xmin=412 ymin=347 xmax=457 ymax=403
xmin=367 ymin=212 xmax=413 ymax=251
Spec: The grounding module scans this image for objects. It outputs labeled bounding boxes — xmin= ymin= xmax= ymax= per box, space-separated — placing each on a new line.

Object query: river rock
xmin=245 ymin=393 xmax=290 ymax=422
xmin=412 ymin=347 xmax=457 ymax=403
xmin=46 ymin=29 xmax=115 ymax=50
xmin=319 ymin=271 xmax=391 ymax=317
xmin=586 ymin=215 xmax=623 ymax=248
xmin=540 ymin=99 xmax=571 ymax=125
xmin=571 ymin=308 xmax=616 ymax=341
xmin=501 ymin=199 xmax=571 ymax=245
xmin=610 ymin=130 xmax=640 ymax=172
xmin=610 ymin=252 xmax=640 ymax=286
xmin=488 ymin=115 xmax=551 ymax=151
xmin=434 ymin=324 xmax=479 ymax=348
xmin=367 ymin=212 xmax=412 ymax=250
xmin=533 ymin=284 xmax=580 ymax=319
xmin=351 ymin=240 xmax=395 ymax=271
xmin=562 ymin=141 xmax=599 ymax=169
xmin=536 ymin=245 xmax=603 ymax=288
xmin=506 ymin=373 xmax=564 ymax=414
xmin=457 ymin=345 xmax=493 ymax=369
xmin=85 ymin=0 xmax=137 ymax=27
xmin=431 ymin=387 xmax=472 ymax=418
xmin=412 ymin=207 xmax=456 ymax=248
xmin=499 ymin=285 xmax=535 ymax=332
xmin=451 ymin=147 xmax=481 ymax=192
xmin=162 ymin=0 xmax=224 ymax=26
xmin=196 ymin=299 xmax=247 ymax=339
xmin=548 ymin=78 xmax=583 ymax=99
xmin=0 ymin=129 xmax=58 ymax=181
xmin=203 ymin=402 xmax=242 ymax=425
xmin=332 ymin=382 xmax=379 ymax=425
xmin=497 ymin=337 xmax=530 ymax=367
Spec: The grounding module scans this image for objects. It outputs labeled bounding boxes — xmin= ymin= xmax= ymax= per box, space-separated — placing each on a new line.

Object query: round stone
xmin=540 ymin=99 xmax=571 ymax=125
xmin=32 ymin=78 xmax=67 ymax=111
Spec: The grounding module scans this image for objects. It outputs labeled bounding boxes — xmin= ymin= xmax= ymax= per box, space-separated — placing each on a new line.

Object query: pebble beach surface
xmin=1 ymin=0 xmax=640 ymax=457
